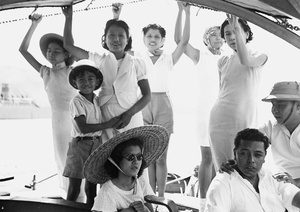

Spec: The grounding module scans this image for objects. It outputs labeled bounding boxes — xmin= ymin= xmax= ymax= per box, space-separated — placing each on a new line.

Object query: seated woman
xmin=83 ymin=125 xmax=170 ymax=212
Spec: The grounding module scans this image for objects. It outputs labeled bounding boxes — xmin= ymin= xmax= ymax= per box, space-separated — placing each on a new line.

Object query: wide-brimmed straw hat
xmin=83 ymin=125 xmax=169 ymax=184
xmin=262 ymin=81 xmax=300 ymax=102
xmin=39 ymin=33 xmax=75 ymax=65
xmin=69 ymin=59 xmax=103 ymax=90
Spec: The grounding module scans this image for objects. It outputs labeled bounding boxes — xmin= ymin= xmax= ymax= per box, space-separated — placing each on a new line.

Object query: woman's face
xmin=105 ymin=25 xmax=128 ymax=55
xmin=208 ymin=29 xmax=223 ymax=50
xmin=119 ymin=145 xmax=143 ymax=177
xmin=223 ymin=23 xmax=248 ymax=50
xmin=143 ymin=28 xmax=165 ymax=51
xmin=46 ymin=42 xmax=68 ymax=65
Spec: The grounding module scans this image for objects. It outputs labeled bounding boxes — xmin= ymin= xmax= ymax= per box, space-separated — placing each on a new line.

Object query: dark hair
xmin=104 ymin=138 xmax=147 ymax=179
xmin=142 ymin=24 xmax=166 ymax=38
xmin=220 ymin=18 xmax=253 ymax=43
xmin=47 ymin=38 xmax=73 ymax=66
xmin=101 ymin=19 xmax=132 ymax=51
xmin=234 ymin=128 xmax=269 ymax=152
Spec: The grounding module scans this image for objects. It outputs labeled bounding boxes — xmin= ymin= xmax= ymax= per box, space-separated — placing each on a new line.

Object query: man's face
xmin=234 ymin=140 xmax=266 ymax=181
xmin=271 ymin=100 xmax=299 ymax=124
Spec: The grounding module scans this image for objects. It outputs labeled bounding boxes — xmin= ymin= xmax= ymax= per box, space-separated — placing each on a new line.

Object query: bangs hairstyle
xmin=220 ymin=18 xmax=253 ymax=43
xmin=101 ymin=19 xmax=133 ymax=51
xmin=234 ymin=128 xmax=269 ymax=152
xmin=47 ymin=38 xmax=73 ymax=66
xmin=104 ymin=138 xmax=147 ymax=179
xmin=142 ymin=24 xmax=166 ymax=38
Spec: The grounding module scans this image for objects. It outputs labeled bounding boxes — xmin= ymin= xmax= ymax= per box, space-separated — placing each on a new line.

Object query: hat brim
xmin=39 ymin=33 xmax=75 ymax=65
xmin=69 ymin=65 xmax=103 ymax=90
xmin=262 ymin=94 xmax=300 ymax=102
xmin=83 ymin=125 xmax=169 ymax=184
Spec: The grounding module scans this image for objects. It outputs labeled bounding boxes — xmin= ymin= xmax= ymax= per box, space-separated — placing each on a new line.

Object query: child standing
xmin=175 ymin=4 xmax=224 ymax=210
xmin=19 ymin=13 xmax=77 ymax=197
xmin=62 ymin=5 xmax=151 ymax=143
xmin=83 ymin=125 xmax=169 ymax=212
xmin=112 ymin=2 xmax=190 ymax=199
xmin=64 ymin=59 xmax=119 ymax=206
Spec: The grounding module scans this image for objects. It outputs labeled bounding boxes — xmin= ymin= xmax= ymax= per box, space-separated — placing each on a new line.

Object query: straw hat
xmin=83 ymin=125 xmax=169 ymax=184
xmin=39 ymin=33 xmax=75 ymax=65
xmin=68 ymin=59 xmax=103 ymax=90
xmin=262 ymin=81 xmax=300 ymax=102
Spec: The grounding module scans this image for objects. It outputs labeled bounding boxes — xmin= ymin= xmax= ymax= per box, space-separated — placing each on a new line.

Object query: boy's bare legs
xmin=85 ymin=180 xmax=96 ymax=207
xmin=67 ymin=178 xmax=82 ymax=201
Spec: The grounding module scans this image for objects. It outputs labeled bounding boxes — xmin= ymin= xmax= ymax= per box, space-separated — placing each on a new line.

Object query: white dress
xmin=209 ymin=49 xmax=265 ymax=170
xmin=40 ymin=62 xmax=77 ymax=195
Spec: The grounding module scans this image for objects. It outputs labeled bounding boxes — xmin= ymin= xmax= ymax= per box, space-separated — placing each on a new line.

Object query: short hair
xmin=101 ymin=19 xmax=133 ymax=51
xmin=142 ymin=24 xmax=166 ymax=38
xmin=220 ymin=18 xmax=253 ymax=43
xmin=234 ymin=128 xmax=269 ymax=152
xmin=104 ymin=138 xmax=147 ymax=179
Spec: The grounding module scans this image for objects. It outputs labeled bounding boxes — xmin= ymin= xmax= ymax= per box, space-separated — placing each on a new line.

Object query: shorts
xmin=63 ymin=136 xmax=102 ymax=179
xmin=142 ymin=92 xmax=174 ymax=134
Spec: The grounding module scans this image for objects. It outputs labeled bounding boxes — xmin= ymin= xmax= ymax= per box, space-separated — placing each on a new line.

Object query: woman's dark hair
xmin=48 ymin=38 xmax=73 ymax=66
xmin=234 ymin=128 xmax=269 ymax=152
xmin=101 ymin=19 xmax=132 ymax=51
xmin=104 ymin=138 xmax=147 ymax=179
xmin=142 ymin=24 xmax=166 ymax=38
xmin=220 ymin=18 xmax=253 ymax=43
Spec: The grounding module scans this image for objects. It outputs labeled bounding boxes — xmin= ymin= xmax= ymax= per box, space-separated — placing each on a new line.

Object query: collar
xmin=52 ymin=61 xmax=66 ymax=69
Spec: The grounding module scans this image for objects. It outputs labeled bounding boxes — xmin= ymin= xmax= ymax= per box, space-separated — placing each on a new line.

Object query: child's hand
xmin=181 ymin=2 xmax=191 ymax=13
xmin=108 ymin=116 xmax=120 ymax=128
xmin=29 ymin=13 xmax=42 ymax=24
xmin=114 ymin=112 xmax=131 ymax=129
xmin=273 ymin=172 xmax=296 ymax=185
xmin=129 ymin=201 xmax=147 ymax=212
xmin=62 ymin=4 xmax=73 ymax=18
xmin=226 ymin=13 xmax=239 ymax=30
xmin=112 ymin=2 xmax=122 ymax=19
xmin=219 ymin=159 xmax=235 ymax=174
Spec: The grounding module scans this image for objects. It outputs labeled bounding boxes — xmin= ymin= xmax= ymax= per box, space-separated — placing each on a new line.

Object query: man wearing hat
xmin=64 ymin=59 xmax=119 ymax=206
xmin=260 ymin=81 xmax=300 ymax=188
xmin=83 ymin=125 xmax=169 ymax=212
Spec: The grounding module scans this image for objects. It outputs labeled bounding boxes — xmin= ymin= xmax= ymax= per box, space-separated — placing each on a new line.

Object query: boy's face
xmin=73 ymin=70 xmax=99 ymax=94
xmin=234 ymin=140 xmax=266 ymax=181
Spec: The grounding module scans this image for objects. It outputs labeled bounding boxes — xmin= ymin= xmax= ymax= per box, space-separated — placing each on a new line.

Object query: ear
xmin=72 ymin=80 xmax=77 ymax=89
xmin=160 ymin=37 xmax=166 ymax=46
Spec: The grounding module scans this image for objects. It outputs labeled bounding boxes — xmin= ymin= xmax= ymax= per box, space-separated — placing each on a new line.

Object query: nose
xmin=247 ymin=154 xmax=255 ymax=163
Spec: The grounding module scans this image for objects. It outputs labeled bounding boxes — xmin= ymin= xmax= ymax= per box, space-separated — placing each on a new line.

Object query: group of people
xmin=18 ymin=0 xmax=300 ymax=212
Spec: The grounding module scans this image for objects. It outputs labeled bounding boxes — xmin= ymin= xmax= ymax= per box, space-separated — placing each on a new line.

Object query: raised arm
xmin=227 ymin=14 xmax=267 ymax=67
xmin=172 ymin=2 xmax=190 ymax=65
xmin=174 ymin=2 xmax=199 ymax=65
xmin=112 ymin=2 xmax=123 ymax=19
xmin=19 ymin=14 xmax=43 ymax=72
xmin=62 ymin=5 xmax=88 ymax=60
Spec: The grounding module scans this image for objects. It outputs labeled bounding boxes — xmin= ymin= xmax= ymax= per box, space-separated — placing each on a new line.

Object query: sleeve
xmin=275 ymin=179 xmax=300 ymax=211
xmin=39 ymin=65 xmax=50 ymax=79
xmin=205 ymin=174 xmax=232 ymax=212
xmin=69 ymin=97 xmax=86 ymax=119
xmin=88 ymin=51 xmax=106 ymax=69
xmin=134 ymin=57 xmax=148 ymax=81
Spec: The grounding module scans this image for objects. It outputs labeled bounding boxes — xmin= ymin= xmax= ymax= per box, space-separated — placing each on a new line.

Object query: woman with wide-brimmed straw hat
xmin=19 ymin=13 xmax=78 ymax=199
xmin=84 ymin=125 xmax=169 ymax=212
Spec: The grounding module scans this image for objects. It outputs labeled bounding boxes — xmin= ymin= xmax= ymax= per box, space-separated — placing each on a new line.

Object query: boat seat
xmin=0 ymin=196 xmax=91 ymax=212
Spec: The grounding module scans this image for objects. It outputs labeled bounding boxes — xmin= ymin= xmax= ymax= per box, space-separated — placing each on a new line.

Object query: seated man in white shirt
xmin=205 ymin=128 xmax=300 ymax=212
